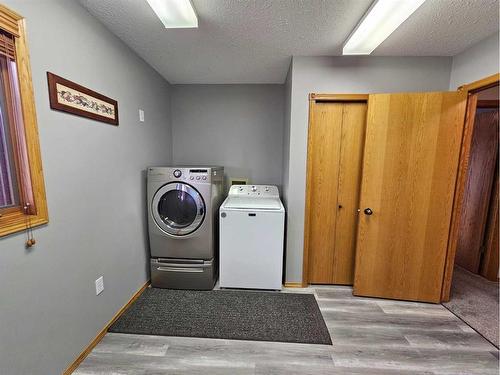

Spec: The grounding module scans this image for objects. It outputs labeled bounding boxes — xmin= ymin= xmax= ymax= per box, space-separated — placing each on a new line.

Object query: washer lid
xmin=223 ymin=196 xmax=282 ymax=210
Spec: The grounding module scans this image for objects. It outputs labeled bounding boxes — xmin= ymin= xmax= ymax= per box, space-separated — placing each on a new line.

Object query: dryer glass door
xmin=152 ymin=183 xmax=205 ymax=236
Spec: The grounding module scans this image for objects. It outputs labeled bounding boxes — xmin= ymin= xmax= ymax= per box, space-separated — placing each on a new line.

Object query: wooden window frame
xmin=0 ymin=4 xmax=48 ymax=237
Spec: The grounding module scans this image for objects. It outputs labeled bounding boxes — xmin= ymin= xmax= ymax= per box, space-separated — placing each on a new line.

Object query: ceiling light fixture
xmin=146 ymin=0 xmax=198 ymax=29
xmin=343 ymin=0 xmax=426 ymax=55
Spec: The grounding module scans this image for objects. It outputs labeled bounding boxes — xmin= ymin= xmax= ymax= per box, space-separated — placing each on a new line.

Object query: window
xmin=0 ymin=5 xmax=47 ymax=237
xmin=0 ymin=65 xmax=18 ymax=208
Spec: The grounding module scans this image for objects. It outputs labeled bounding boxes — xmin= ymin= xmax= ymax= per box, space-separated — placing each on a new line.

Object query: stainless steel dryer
xmin=147 ymin=166 xmax=224 ymax=290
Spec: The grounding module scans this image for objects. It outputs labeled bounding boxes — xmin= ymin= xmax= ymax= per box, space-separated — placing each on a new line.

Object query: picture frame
xmin=47 ymin=72 xmax=119 ymax=126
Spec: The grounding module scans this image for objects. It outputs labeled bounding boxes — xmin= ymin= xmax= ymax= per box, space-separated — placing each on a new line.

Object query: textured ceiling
xmin=78 ymin=0 xmax=499 ymax=84
xmin=375 ymin=0 xmax=499 ymax=55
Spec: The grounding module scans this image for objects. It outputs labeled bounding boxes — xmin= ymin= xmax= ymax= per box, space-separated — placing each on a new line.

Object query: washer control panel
xmin=228 ymin=185 xmax=279 ymax=198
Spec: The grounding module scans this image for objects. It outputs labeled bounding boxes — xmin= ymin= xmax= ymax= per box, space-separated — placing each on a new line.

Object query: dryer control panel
xmin=185 ymin=168 xmax=209 ymax=182
xmin=228 ymin=185 xmax=279 ymax=198
xmin=148 ymin=167 xmax=223 ymax=185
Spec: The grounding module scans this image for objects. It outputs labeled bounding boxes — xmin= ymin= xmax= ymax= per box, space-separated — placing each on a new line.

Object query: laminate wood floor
xmin=74 ymin=286 xmax=499 ymax=375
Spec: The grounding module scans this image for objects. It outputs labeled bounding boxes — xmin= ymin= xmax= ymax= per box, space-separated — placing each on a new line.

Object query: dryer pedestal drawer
xmin=151 ymin=258 xmax=216 ymax=290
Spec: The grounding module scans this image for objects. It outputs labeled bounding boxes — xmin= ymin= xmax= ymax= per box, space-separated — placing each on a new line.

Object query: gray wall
xmin=283 ymin=56 xmax=453 ymax=282
xmin=449 ymin=32 xmax=499 ymax=89
xmin=171 ymin=84 xmax=284 ymax=189
xmin=0 ymin=2 xmax=496 ymax=373
xmin=0 ymin=1 xmax=172 ymax=374
xmin=282 ymin=64 xmax=292 ymax=206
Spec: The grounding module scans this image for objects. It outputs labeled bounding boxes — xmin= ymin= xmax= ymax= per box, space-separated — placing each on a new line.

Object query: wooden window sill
xmin=0 ymin=208 xmax=48 ymax=237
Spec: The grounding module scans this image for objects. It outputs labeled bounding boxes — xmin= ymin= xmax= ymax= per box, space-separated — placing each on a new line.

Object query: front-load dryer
xmin=147 ymin=166 xmax=224 ymax=290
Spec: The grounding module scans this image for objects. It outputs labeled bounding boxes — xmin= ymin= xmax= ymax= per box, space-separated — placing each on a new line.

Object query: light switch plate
xmin=139 ymin=109 xmax=145 ymax=122
xmin=95 ymin=276 xmax=104 ymax=295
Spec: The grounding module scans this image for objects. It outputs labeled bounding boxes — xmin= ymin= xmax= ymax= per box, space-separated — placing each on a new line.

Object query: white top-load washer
xmin=219 ymin=185 xmax=285 ymax=290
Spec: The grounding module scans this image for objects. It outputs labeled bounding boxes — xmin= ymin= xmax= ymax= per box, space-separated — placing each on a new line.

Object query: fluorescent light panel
xmin=343 ymin=0 xmax=426 ymax=55
xmin=146 ymin=0 xmax=198 ymax=28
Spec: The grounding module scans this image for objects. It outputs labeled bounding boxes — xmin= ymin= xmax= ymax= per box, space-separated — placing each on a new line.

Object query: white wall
xmin=0 ymin=1 xmax=172 ymax=374
xmin=284 ymin=56 xmax=453 ymax=282
xmin=449 ymin=32 xmax=499 ymax=89
xmin=171 ymin=84 xmax=284 ymax=189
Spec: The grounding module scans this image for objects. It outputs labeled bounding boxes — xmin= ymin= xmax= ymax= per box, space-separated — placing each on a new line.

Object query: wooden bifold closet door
xmin=353 ymin=92 xmax=468 ymax=303
xmin=305 ymin=101 xmax=367 ymax=284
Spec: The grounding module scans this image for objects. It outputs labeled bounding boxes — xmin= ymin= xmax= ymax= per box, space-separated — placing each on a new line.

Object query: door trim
xmin=457 ymin=73 xmax=500 ymax=93
xmin=302 ymin=94 xmax=368 ymax=287
xmin=441 ymin=73 xmax=500 ymax=302
xmin=309 ymin=93 xmax=369 ymax=102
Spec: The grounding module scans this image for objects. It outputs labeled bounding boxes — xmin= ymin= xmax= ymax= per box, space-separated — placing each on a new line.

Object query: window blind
xmin=0 ymin=5 xmax=20 ymax=38
xmin=0 ymin=32 xmax=15 ymax=60
xmin=0 ymin=55 xmax=34 ymax=213
xmin=0 ymin=105 xmax=16 ymax=207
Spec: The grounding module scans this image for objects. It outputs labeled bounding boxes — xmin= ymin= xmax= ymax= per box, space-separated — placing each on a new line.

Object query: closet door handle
xmin=338 ymin=204 xmax=343 ymax=209
xmin=363 ymin=208 xmax=373 ymax=215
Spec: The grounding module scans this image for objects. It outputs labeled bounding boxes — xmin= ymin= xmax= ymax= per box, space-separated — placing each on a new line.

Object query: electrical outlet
xmin=95 ymin=276 xmax=104 ymax=295
xmin=139 ymin=109 xmax=145 ymax=122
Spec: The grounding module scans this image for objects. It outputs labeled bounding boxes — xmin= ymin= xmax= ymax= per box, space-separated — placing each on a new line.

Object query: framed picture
xmin=47 ymin=72 xmax=119 ymax=125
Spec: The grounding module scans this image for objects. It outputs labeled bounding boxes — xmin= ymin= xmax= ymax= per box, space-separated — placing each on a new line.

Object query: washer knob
xmin=173 ymin=169 xmax=182 ymax=178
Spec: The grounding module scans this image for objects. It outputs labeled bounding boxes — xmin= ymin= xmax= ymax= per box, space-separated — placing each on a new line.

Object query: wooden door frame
xmin=441 ymin=73 xmax=500 ymax=302
xmin=302 ymin=93 xmax=369 ymax=287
